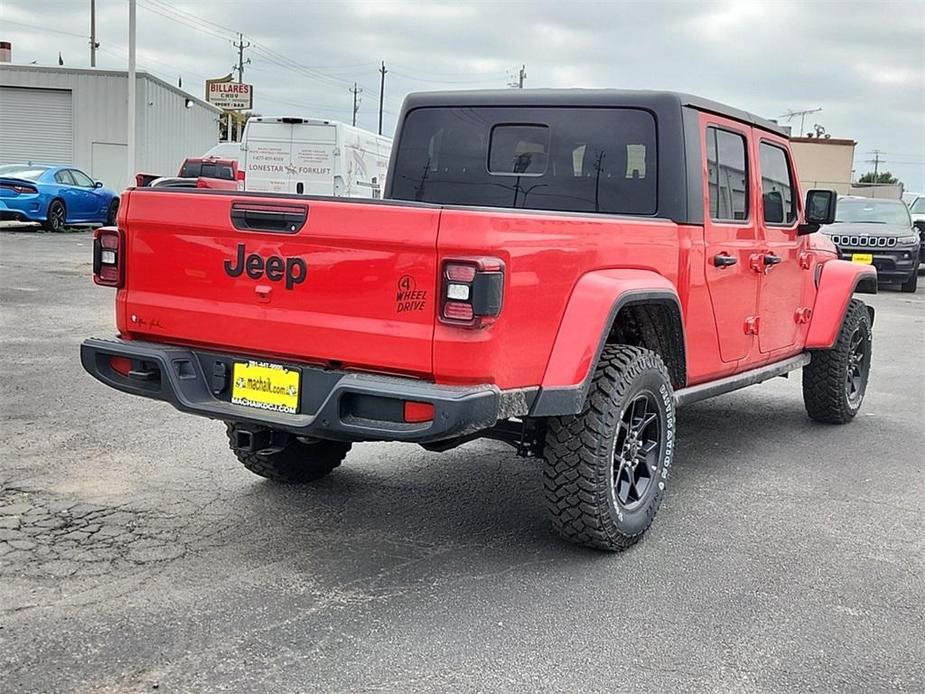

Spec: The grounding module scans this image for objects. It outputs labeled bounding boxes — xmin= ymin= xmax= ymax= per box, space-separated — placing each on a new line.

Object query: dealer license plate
xmin=231 ymin=360 xmax=301 ymax=414
xmin=851 ymin=253 xmax=873 ymax=264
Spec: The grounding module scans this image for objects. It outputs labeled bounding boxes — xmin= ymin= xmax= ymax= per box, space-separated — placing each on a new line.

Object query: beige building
xmin=789 ymin=135 xmax=902 ymax=199
xmin=790 ymin=136 xmax=856 ymax=194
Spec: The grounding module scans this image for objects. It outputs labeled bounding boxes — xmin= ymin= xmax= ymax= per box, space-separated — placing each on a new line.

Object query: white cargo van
xmin=201 ymin=142 xmax=244 ymax=164
xmin=242 ymin=117 xmax=392 ymax=197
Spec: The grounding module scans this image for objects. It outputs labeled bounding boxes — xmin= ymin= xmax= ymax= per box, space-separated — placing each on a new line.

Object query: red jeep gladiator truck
xmin=82 ymin=90 xmax=876 ymax=551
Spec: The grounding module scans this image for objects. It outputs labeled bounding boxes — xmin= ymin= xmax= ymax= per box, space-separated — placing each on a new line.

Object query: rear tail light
xmin=92 ymin=227 xmax=124 ymax=287
xmin=0 ymin=182 xmax=37 ymax=194
xmin=439 ymin=257 xmax=504 ymax=327
xmin=443 ymin=301 xmax=474 ymax=321
xmin=236 ymin=170 xmax=246 ymax=182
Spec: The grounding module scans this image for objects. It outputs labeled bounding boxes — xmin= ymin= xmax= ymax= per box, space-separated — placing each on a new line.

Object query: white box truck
xmin=242 ymin=117 xmax=392 ymax=198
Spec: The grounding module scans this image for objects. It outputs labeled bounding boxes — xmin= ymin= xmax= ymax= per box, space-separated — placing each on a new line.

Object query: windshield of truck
xmin=390 ymin=107 xmax=657 ymax=215
xmin=0 ymin=165 xmax=49 ymax=180
xmin=834 ymin=198 xmax=911 ymax=225
xmin=179 ymin=160 xmax=235 ymax=180
xmin=910 ymin=197 xmax=925 ymax=213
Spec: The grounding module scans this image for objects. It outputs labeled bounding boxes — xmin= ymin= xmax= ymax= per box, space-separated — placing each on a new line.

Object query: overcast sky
xmin=3 ymin=0 xmax=924 ymax=190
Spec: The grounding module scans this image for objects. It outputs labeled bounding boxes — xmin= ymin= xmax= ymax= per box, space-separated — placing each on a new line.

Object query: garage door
xmin=0 ymin=86 xmax=73 ymax=165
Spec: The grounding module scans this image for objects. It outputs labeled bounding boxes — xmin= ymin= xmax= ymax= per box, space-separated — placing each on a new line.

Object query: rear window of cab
xmin=180 ymin=161 xmax=235 ymax=180
xmin=390 ymin=107 xmax=657 ymax=215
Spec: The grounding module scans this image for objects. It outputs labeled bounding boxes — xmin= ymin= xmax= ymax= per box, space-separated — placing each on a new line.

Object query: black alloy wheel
xmin=612 ymin=392 xmax=661 ymax=510
xmin=845 ymin=325 xmax=870 ymax=408
xmin=45 ymin=200 xmax=66 ymax=231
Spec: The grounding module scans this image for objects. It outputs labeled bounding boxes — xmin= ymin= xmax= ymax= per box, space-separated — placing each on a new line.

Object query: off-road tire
xmin=543 ymin=345 xmax=675 ymax=552
xmin=43 ymin=199 xmax=66 ymax=232
xmin=225 ymin=424 xmax=351 ymax=483
xmin=900 ymin=270 xmax=917 ymax=293
xmin=802 ymin=299 xmax=872 ymax=424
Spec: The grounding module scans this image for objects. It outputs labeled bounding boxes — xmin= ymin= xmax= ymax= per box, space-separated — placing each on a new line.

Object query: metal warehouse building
xmin=0 ymin=64 xmax=222 ymax=191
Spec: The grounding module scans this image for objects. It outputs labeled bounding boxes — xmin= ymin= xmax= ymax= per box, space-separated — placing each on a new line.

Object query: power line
xmin=136 ymin=0 xmax=234 ymax=43
xmin=142 ymin=0 xmax=377 ymax=89
xmin=249 ymin=42 xmax=373 ymax=90
xmin=149 ymin=0 xmax=239 ymax=36
xmin=388 ymin=67 xmax=499 ymax=84
xmin=388 ymin=62 xmax=503 ymax=78
xmin=3 ymin=19 xmax=86 ymax=39
xmin=142 ymin=0 xmax=237 ymax=39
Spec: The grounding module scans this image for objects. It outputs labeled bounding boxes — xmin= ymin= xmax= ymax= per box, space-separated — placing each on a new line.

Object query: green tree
xmin=858 ymin=171 xmax=900 ymax=185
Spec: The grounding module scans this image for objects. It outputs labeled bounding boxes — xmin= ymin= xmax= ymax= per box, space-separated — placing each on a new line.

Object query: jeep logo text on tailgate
xmin=224 ymin=243 xmax=307 ymax=289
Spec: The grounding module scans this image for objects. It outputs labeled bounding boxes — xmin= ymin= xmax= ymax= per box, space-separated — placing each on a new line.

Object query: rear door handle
xmin=712 ymin=253 xmax=737 ymax=267
xmin=763 ymin=253 xmax=783 ymax=266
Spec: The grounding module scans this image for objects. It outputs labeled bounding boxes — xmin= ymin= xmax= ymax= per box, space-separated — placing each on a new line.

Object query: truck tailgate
xmin=119 ymin=190 xmax=439 ymax=376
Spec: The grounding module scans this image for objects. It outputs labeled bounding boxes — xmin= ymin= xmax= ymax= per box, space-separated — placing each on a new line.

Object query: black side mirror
xmin=94 ymin=181 xmax=104 ymax=188
xmin=800 ymin=189 xmax=837 ymax=235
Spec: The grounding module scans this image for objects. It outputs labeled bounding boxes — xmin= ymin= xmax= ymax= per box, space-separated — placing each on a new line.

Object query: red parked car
xmin=82 ymin=90 xmax=875 ymax=551
xmin=135 ymin=156 xmax=242 ymax=190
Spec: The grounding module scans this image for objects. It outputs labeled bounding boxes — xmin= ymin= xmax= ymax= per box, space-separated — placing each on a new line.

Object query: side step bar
xmin=674 ymin=353 xmax=811 ymax=407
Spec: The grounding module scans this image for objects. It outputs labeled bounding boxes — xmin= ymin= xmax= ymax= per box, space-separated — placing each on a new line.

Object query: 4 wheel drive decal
xmin=224 ymin=243 xmax=307 ymax=289
xmin=396 ymin=274 xmax=427 ymax=313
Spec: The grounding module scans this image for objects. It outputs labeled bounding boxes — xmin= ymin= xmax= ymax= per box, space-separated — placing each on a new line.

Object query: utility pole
xmin=508 ymin=65 xmax=527 ymax=89
xmin=231 ymin=33 xmax=250 ymax=143
xmin=870 ymin=150 xmax=881 ymax=179
xmin=378 ymin=61 xmax=387 ymax=136
xmin=89 ymin=0 xmax=98 ymax=67
xmin=233 ymin=33 xmax=251 ymax=82
xmin=127 ymin=0 xmax=136 ymax=187
xmin=350 ymin=83 xmax=362 ymax=127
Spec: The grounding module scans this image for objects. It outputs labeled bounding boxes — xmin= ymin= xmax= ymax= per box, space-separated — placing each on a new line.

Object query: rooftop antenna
xmin=777 ymin=107 xmax=823 ymax=137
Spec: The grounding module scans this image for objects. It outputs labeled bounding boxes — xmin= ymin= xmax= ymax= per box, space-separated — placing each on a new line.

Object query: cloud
xmin=4 ymin=0 xmax=924 ymax=189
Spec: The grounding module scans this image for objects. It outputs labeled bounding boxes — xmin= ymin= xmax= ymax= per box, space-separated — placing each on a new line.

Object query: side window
xmin=54 ymin=170 xmax=75 ymax=185
xmin=759 ymin=143 xmax=797 ymax=224
xmin=706 ymin=127 xmax=748 ymax=221
xmin=69 ymin=169 xmax=94 ymax=187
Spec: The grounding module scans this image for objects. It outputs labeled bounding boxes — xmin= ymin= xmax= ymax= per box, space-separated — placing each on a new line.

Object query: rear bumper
xmin=81 ymin=337 xmax=531 ymax=443
xmin=0 ymin=199 xmax=43 ymax=222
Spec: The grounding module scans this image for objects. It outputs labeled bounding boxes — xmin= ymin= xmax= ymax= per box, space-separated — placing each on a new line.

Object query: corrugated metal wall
xmin=0 ymin=65 xmax=220 ymax=191
xmin=139 ymin=77 xmax=221 ymax=182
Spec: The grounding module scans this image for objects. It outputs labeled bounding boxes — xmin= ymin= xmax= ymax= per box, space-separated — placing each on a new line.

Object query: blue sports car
xmin=0 ymin=164 xmax=120 ymax=231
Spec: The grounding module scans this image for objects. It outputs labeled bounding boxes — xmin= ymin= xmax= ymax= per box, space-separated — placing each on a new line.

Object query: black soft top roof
xmin=400 ymin=88 xmax=787 ymax=137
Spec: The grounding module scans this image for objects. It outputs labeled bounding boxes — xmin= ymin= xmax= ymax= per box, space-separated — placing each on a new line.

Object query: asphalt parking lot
xmin=1 ymin=230 xmax=922 ymax=693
